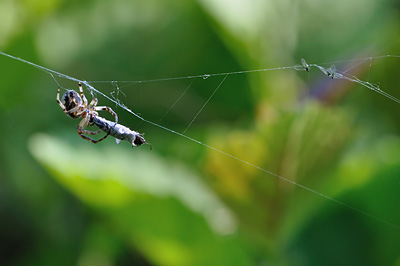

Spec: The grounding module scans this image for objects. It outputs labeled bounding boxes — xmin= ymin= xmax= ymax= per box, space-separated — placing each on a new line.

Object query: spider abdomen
xmin=62 ymin=90 xmax=83 ymax=118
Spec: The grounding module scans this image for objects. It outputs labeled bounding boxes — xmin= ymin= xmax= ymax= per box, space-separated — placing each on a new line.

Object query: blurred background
xmin=1 ymin=0 xmax=400 ymax=265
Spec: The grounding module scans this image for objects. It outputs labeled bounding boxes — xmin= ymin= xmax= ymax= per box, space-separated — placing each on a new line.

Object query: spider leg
xmin=95 ymin=106 xmax=118 ymax=126
xmin=79 ymin=128 xmax=104 ymax=135
xmin=78 ymin=82 xmax=88 ymax=105
xmin=56 ymin=87 xmax=69 ymax=115
xmin=77 ymin=118 xmax=109 ymax=144
xmin=89 ymin=98 xmax=98 ymax=107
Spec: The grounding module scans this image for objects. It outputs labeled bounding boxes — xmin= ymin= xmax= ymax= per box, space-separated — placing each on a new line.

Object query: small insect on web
xmin=297 ymin=57 xmax=400 ymax=104
xmin=294 ymin=58 xmax=310 ymax=72
xmin=56 ymin=82 xmax=151 ymax=149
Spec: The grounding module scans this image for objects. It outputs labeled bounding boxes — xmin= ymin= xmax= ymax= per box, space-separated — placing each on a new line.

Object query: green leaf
xmin=29 ymin=133 xmax=252 ymax=266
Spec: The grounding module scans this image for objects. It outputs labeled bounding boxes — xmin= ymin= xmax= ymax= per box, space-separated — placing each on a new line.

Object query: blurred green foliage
xmin=1 ymin=0 xmax=400 ymax=265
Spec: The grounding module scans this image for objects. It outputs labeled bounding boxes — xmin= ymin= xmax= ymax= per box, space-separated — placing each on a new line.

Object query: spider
xmin=57 ymin=82 xmax=150 ymax=148
xmin=56 ymin=82 xmax=118 ymax=144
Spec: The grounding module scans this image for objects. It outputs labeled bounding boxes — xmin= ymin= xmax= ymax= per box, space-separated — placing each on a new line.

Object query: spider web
xmin=1 ymin=51 xmax=400 ymax=229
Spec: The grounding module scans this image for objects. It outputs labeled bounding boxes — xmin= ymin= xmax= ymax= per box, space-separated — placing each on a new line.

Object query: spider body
xmin=57 ymin=83 xmax=118 ymax=143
